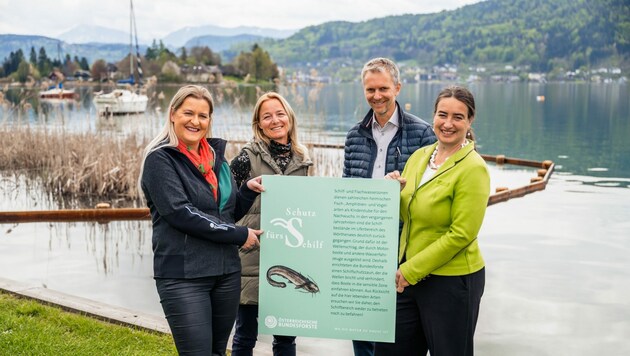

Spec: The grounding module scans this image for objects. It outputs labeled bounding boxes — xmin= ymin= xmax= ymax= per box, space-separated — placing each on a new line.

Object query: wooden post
xmin=0 ymin=155 xmax=556 ymax=223
xmin=0 ymin=208 xmax=150 ymax=223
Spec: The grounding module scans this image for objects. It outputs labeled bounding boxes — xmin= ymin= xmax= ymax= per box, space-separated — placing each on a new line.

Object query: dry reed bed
xmin=0 ymin=127 xmax=145 ymax=200
xmin=0 ymin=127 xmax=344 ymax=204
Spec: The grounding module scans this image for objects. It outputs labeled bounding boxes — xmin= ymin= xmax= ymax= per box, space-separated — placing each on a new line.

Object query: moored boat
xmin=93 ymin=89 xmax=148 ymax=115
xmin=39 ymin=86 xmax=78 ymax=100
xmin=93 ymin=0 xmax=148 ymax=115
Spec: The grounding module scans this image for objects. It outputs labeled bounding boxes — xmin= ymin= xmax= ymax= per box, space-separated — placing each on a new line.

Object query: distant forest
xmin=266 ymin=0 xmax=629 ymax=72
xmin=1 ymin=0 xmax=628 ymax=82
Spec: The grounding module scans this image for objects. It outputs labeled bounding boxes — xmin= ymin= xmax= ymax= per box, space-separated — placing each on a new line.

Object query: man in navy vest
xmin=342 ymin=57 xmax=436 ymax=356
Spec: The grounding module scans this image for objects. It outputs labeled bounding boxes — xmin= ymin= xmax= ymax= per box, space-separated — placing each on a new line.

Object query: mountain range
xmin=55 ymin=23 xmax=295 ymax=47
xmin=1 ymin=0 xmax=629 ymax=74
xmin=267 ymin=0 xmax=629 ymax=73
xmin=57 ymin=24 xmax=149 ymax=46
xmin=0 ymin=23 xmax=295 ymax=66
xmin=163 ymin=25 xmax=295 ymax=47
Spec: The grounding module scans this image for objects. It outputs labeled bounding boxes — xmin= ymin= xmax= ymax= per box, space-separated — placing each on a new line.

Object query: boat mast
xmin=129 ymin=0 xmax=134 ymax=83
xmin=131 ymin=0 xmax=143 ymax=84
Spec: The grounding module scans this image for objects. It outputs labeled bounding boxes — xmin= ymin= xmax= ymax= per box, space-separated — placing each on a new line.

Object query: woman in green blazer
xmin=376 ymin=86 xmax=490 ymax=356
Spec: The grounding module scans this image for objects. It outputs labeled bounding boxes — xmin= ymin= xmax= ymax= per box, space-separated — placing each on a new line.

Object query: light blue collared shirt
xmin=371 ymin=107 xmax=399 ymax=178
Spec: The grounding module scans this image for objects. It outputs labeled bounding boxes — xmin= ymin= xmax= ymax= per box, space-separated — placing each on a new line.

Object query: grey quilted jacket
xmin=235 ymin=141 xmax=312 ymax=305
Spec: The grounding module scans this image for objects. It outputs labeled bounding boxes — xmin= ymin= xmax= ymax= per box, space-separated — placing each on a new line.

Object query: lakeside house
xmin=181 ymin=64 xmax=223 ymax=84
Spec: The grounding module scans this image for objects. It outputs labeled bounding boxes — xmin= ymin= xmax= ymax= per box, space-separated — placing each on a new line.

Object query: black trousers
xmin=375 ymin=268 xmax=485 ymax=356
xmin=156 ymin=272 xmax=241 ymax=356
xmin=352 ymin=340 xmax=375 ymax=356
xmin=231 ymin=304 xmax=297 ymax=356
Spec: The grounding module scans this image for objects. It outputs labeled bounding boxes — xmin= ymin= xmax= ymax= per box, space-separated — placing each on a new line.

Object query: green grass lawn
xmin=0 ymin=291 xmax=177 ymax=355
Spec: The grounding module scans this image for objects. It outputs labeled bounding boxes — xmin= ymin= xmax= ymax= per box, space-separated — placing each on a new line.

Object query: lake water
xmin=1 ymin=82 xmax=629 ymax=355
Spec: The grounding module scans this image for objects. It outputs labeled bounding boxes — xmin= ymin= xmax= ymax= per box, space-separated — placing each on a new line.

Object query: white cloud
xmin=0 ymin=0 xmax=483 ymax=39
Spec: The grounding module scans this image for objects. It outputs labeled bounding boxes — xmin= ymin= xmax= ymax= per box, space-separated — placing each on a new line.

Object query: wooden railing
xmin=0 ymin=146 xmax=554 ymax=223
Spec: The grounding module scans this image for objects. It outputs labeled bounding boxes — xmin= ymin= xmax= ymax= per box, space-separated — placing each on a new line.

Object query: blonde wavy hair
xmin=251 ymin=92 xmax=308 ymax=158
xmin=138 ymin=85 xmax=214 ymax=197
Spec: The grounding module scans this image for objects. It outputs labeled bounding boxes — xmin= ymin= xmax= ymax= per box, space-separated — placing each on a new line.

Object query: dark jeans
xmin=156 ymin=272 xmax=241 ymax=356
xmin=231 ymin=304 xmax=296 ymax=356
xmin=375 ymin=268 xmax=485 ymax=356
xmin=352 ymin=340 xmax=375 ymax=356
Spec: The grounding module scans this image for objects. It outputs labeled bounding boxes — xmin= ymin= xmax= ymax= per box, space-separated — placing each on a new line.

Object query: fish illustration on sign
xmin=266 ymin=265 xmax=320 ymax=294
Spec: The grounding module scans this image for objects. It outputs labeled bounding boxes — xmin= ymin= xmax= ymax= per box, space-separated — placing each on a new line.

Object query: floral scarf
xmin=177 ymin=139 xmax=218 ymax=200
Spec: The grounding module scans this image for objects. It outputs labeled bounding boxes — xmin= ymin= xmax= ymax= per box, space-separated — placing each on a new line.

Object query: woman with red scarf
xmin=140 ymin=85 xmax=262 ymax=355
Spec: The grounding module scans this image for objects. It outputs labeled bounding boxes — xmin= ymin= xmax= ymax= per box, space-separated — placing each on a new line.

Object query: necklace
xmin=428 ymin=147 xmax=440 ymax=170
xmin=429 ymin=140 xmax=470 ymax=170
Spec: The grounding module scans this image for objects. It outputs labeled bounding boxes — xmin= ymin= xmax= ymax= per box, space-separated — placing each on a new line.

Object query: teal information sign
xmin=258 ymin=175 xmax=399 ymax=342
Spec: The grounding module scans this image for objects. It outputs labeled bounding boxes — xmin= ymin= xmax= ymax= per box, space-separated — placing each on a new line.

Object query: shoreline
xmin=0 ymin=276 xmax=170 ymax=334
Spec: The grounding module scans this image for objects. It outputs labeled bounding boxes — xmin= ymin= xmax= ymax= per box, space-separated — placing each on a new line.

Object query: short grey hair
xmin=361 ymin=57 xmax=400 ymax=86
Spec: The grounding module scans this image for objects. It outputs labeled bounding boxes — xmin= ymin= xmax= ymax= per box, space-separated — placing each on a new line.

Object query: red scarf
xmin=177 ymin=139 xmax=218 ymax=200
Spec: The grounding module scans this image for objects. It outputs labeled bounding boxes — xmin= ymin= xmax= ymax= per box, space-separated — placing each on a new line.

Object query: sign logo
xmin=264 ymin=315 xmax=278 ymax=329
xmin=270 ymin=217 xmax=304 ymax=247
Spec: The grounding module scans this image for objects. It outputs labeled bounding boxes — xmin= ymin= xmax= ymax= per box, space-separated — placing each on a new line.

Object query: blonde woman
xmin=140 ymin=85 xmax=263 ymax=355
xmin=230 ymin=92 xmax=312 ymax=356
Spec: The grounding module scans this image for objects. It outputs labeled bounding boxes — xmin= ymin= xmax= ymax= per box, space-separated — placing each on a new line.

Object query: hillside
xmin=1 ymin=0 xmax=628 ymax=76
xmin=267 ymin=0 xmax=629 ymax=72
xmin=164 ymin=25 xmax=296 ymax=47
xmin=58 ymin=24 xmax=152 ymax=45
xmin=0 ymin=35 xmax=63 ymax=63
xmin=0 ymin=35 xmax=144 ymax=65
xmin=184 ymin=34 xmax=266 ymax=53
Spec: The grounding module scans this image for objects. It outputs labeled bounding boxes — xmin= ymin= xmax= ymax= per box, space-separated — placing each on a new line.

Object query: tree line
xmin=1 ymin=47 xmax=90 ymax=83
xmin=1 ymin=40 xmax=279 ymax=84
xmin=267 ymin=0 xmax=629 ymax=73
xmin=3 ymin=0 xmax=627 ymax=83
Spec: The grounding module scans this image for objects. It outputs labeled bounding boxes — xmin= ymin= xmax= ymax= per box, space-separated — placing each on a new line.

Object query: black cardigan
xmin=141 ymin=138 xmax=258 ymax=278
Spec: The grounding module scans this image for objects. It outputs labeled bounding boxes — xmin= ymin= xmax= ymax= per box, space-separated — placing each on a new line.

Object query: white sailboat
xmin=93 ymin=89 xmax=148 ymax=114
xmin=93 ymin=0 xmax=148 ymax=115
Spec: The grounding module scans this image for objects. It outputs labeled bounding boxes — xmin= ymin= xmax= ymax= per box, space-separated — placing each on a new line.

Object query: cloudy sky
xmin=1 ymin=0 xmax=483 ymax=39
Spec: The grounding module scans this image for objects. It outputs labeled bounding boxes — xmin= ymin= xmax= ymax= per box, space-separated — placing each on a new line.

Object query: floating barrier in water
xmin=481 ymin=154 xmax=554 ymax=206
xmin=0 ymin=146 xmax=553 ymax=223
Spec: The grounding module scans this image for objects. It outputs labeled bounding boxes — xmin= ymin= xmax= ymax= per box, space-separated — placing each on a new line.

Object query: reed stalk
xmin=0 ymin=126 xmax=344 ymax=205
xmin=0 ymin=126 xmax=146 ymax=202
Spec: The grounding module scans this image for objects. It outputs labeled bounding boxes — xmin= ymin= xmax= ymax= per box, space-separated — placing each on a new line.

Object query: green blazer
xmin=399 ymin=141 xmax=490 ymax=284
